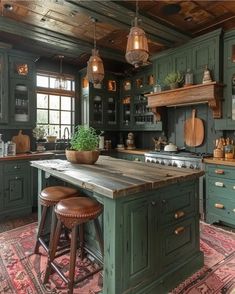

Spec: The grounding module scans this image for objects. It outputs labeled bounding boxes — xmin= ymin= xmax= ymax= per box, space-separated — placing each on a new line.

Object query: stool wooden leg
xmin=34 ymin=205 xmax=48 ymax=254
xmin=79 ymin=224 xmax=84 ymax=260
xmin=44 ymin=219 xmax=62 ymax=284
xmin=48 ymin=209 xmax=57 ymax=252
xmin=94 ymin=218 xmax=104 ymax=257
xmin=68 ymin=226 xmax=78 ymax=294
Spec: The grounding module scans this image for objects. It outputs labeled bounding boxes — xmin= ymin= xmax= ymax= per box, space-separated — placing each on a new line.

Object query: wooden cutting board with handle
xmin=184 ymin=109 xmax=204 ymax=147
xmin=12 ymin=130 xmax=30 ymax=153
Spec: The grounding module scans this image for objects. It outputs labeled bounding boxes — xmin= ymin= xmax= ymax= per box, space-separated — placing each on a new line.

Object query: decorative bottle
xmin=184 ymin=69 xmax=193 ymax=86
xmin=153 ymin=80 xmax=161 ymax=93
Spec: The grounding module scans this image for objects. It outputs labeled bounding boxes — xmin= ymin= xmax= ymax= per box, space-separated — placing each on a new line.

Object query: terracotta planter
xmin=46 ymin=135 xmax=57 ymax=143
xmin=169 ymin=82 xmax=179 ymax=90
xmin=65 ymin=149 xmax=100 ymax=164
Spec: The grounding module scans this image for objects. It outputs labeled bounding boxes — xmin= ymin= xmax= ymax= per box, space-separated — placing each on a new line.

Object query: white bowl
xmin=164 ymin=143 xmax=178 ymax=152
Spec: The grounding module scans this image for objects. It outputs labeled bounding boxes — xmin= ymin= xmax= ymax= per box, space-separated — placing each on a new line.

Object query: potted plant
xmin=33 ymin=125 xmax=47 ymax=141
xmin=65 ymin=125 xmax=100 ymax=164
xmin=164 ymin=71 xmax=184 ymax=89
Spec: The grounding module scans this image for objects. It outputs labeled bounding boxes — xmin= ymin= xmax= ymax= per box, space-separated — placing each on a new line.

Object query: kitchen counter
xmin=31 ymin=156 xmax=204 ymax=199
xmin=0 ymin=151 xmax=54 ymax=161
xmin=32 ymin=156 xmax=204 ymax=294
xmin=114 ymin=148 xmax=150 ymax=155
xmin=204 ymin=157 xmax=235 ymax=167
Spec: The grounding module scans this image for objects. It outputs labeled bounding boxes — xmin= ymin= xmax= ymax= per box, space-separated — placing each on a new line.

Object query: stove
xmin=144 ymin=151 xmax=211 ymax=169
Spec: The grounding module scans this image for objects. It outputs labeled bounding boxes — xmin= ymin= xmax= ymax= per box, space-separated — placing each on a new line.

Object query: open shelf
xmin=146 ymin=82 xmax=223 ymax=120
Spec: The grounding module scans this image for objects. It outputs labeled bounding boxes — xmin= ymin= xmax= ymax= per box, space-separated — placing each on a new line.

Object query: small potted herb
xmin=164 ymin=71 xmax=184 ymax=89
xmin=66 ymin=125 xmax=100 ymax=164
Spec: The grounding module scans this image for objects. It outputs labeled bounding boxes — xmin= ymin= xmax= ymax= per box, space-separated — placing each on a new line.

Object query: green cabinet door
xmin=0 ymin=49 xmax=8 ymax=124
xmin=154 ymin=56 xmax=172 ymax=91
xmin=123 ymin=196 xmax=157 ymax=289
xmin=9 ymin=78 xmax=36 ymax=128
xmin=172 ymin=49 xmax=192 ymax=75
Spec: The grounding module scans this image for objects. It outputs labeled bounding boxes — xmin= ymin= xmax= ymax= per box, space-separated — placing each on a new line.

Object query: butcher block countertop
xmin=115 ymin=148 xmax=149 ymax=155
xmin=0 ymin=151 xmax=54 ymax=161
xmin=31 ymin=156 xmax=204 ymax=199
xmin=204 ymin=157 xmax=235 ymax=167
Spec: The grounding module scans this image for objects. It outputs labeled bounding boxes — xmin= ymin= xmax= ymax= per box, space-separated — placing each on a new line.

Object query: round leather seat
xmin=40 ymin=186 xmax=78 ymax=206
xmin=55 ymin=197 xmax=103 ymax=228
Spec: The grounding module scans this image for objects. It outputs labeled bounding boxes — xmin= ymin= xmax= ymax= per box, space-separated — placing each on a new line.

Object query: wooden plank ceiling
xmin=0 ymin=0 xmax=235 ymax=69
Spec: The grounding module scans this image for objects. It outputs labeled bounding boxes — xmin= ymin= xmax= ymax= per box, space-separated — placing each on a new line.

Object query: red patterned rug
xmin=171 ymin=222 xmax=235 ymax=294
xmin=0 ymin=221 xmax=234 ymax=293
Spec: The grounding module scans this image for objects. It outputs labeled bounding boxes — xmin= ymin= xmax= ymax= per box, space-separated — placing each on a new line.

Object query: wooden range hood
xmin=146 ymin=82 xmax=223 ymax=121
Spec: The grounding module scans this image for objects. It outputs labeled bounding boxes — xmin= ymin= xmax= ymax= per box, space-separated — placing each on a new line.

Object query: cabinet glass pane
xmin=14 ymin=84 xmax=29 ymax=122
xmin=107 ymin=97 xmax=116 ymax=124
xmin=93 ymin=96 xmax=103 ymax=124
xmin=122 ymin=96 xmax=131 ymax=125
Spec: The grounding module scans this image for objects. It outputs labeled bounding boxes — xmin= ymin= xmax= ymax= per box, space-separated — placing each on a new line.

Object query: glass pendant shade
xmin=87 ymin=49 xmax=104 ymax=85
xmin=126 ymin=25 xmax=149 ymax=68
xmin=54 ymin=55 xmax=67 ymax=90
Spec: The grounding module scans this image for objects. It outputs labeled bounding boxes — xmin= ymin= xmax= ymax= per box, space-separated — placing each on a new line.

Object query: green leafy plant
xmin=70 ymin=125 xmax=99 ymax=151
xmin=32 ymin=125 xmax=47 ymax=140
xmin=164 ymin=71 xmax=184 ymax=86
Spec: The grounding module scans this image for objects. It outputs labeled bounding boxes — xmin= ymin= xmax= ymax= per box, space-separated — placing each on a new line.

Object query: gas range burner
xmin=147 ymin=150 xmax=212 ymax=159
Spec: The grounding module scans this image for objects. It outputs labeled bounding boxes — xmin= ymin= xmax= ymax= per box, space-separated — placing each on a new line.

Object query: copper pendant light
xmin=87 ymin=19 xmax=104 ymax=85
xmin=125 ymin=0 xmax=149 ymax=68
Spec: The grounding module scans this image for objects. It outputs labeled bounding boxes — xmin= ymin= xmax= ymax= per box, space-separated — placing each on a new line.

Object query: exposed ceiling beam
xmin=0 ymin=16 xmax=125 ymax=62
xmin=65 ymin=0 xmax=191 ymax=47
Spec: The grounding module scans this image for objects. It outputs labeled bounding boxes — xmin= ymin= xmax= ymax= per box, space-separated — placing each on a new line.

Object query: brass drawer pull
xmin=215 ymin=203 xmax=224 ymax=209
xmin=215 ymin=169 xmax=224 ymax=174
xmin=174 ymin=211 xmax=185 ymax=219
xmin=215 ymin=182 xmax=224 ymax=187
xmin=174 ymin=226 xmax=185 ymax=235
xmin=233 ymin=209 xmax=235 ymax=213
xmin=233 ymin=186 xmax=235 ymax=190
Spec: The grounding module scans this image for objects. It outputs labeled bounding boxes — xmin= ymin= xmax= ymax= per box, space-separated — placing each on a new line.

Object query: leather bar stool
xmin=44 ymin=196 xmax=103 ymax=294
xmin=34 ymin=186 xmax=78 ymax=254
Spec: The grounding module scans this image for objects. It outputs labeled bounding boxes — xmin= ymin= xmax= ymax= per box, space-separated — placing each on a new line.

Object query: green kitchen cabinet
xmin=121 ymin=180 xmax=201 ymax=293
xmin=205 ymin=163 xmax=235 ymax=227
xmin=214 ymin=30 xmax=235 ymax=130
xmin=0 ymin=49 xmax=8 ymax=124
xmin=0 ymin=161 xmax=32 ymax=219
xmin=172 ymin=49 xmax=192 ymax=76
xmin=80 ymin=70 xmax=119 ymax=130
xmin=9 ymin=51 xmax=36 ymax=128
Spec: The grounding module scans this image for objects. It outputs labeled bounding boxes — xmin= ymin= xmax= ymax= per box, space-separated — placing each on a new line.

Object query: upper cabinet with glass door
xmin=9 ymin=51 xmax=37 ymax=128
xmin=0 ymin=49 xmax=8 ymax=124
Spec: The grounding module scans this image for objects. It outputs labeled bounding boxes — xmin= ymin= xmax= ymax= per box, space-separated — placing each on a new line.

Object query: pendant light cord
xmin=93 ymin=18 xmax=97 ymax=50
xmin=134 ymin=0 xmax=139 ymax=27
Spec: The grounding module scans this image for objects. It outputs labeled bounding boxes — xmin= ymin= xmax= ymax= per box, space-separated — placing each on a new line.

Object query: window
xmin=36 ymin=72 xmax=75 ymax=139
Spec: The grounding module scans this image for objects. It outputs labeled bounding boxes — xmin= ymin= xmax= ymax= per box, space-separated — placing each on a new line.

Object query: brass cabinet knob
xmin=214 ymin=203 xmax=224 ymax=209
xmin=215 ymin=169 xmax=224 ymax=174
xmin=174 ymin=226 xmax=185 ymax=235
xmin=174 ymin=211 xmax=185 ymax=219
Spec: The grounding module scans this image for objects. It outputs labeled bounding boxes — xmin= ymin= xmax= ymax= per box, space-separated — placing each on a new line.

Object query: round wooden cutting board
xmin=184 ymin=109 xmax=204 ymax=147
xmin=12 ymin=130 xmax=31 ymax=153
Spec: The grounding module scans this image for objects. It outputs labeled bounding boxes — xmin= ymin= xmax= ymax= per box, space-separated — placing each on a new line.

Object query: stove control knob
xmin=156 ymin=160 xmax=159 ymax=164
xmin=151 ymin=160 xmax=155 ymax=163
xmin=146 ymin=159 xmax=150 ymax=162
xmin=181 ymin=163 xmax=186 ymax=168
xmin=168 ymin=162 xmax=172 ymax=166
xmin=161 ymin=160 xmax=165 ymax=165
xmin=173 ymin=162 xmax=177 ymax=167
xmin=195 ymin=164 xmax=200 ymax=170
xmin=189 ymin=164 xmax=194 ymax=169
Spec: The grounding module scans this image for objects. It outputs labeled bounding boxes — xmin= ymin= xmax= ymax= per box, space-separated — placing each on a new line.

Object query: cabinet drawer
xmin=207 ymin=165 xmax=235 ymax=179
xmin=160 ymin=217 xmax=197 ymax=270
xmin=159 ymin=185 xmax=195 ymax=225
xmin=4 ymin=162 xmax=29 ymax=173
xmin=208 ymin=177 xmax=235 ymax=198
xmin=207 ymin=196 xmax=235 ymax=220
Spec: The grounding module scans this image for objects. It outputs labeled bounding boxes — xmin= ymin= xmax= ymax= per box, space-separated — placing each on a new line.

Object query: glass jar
xmin=7 ymin=141 xmax=16 ymax=156
xmin=185 ymin=69 xmax=193 ymax=86
xmin=153 ymin=81 xmax=161 ymax=93
xmin=224 ymin=144 xmax=234 ymax=159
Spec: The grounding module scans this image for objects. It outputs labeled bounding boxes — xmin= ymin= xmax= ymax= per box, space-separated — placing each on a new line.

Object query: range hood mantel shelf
xmin=146 ymin=82 xmax=223 ymax=120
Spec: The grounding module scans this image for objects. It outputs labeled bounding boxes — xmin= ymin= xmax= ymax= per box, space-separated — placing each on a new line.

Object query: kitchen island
xmin=31 ymin=156 xmax=204 ymax=294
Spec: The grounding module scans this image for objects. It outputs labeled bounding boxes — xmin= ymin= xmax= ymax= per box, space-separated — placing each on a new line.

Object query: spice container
xmin=224 ymin=144 xmax=234 ymax=159
xmin=7 ymin=141 xmax=16 ymax=156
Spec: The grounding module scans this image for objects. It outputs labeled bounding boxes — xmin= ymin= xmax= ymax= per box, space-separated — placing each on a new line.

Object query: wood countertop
xmin=31 ymin=156 xmax=204 ymax=199
xmin=115 ymin=149 xmax=150 ymax=155
xmin=0 ymin=152 xmax=54 ymax=161
xmin=204 ymin=157 xmax=235 ymax=167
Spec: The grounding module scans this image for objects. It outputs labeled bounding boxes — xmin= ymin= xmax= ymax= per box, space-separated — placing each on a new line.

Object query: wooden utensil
xmin=12 ymin=130 xmax=30 ymax=153
xmin=184 ymin=109 xmax=204 ymax=147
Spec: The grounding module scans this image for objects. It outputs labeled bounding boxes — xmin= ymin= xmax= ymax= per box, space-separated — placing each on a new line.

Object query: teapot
xmin=164 ymin=143 xmax=178 ymax=152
